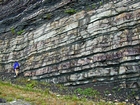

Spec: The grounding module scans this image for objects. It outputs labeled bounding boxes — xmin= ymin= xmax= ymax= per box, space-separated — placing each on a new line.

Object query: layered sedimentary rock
xmin=0 ymin=0 xmax=140 ymax=87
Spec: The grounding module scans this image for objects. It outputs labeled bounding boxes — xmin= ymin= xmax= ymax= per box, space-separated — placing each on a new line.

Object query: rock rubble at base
xmin=0 ymin=99 xmax=31 ymax=105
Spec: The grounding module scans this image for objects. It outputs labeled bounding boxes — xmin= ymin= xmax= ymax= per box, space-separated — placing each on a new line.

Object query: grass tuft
xmin=0 ymin=78 xmax=131 ymax=105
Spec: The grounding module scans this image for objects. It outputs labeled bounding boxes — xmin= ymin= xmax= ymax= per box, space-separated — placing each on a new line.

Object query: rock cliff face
xmin=0 ymin=0 xmax=140 ymax=87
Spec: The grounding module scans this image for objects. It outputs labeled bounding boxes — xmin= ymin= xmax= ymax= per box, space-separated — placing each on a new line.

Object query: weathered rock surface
xmin=0 ymin=0 xmax=140 ymax=89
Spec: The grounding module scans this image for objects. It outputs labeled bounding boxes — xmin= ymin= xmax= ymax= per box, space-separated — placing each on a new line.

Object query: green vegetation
xmin=99 ymin=1 xmax=103 ymax=5
xmin=10 ymin=27 xmax=24 ymax=35
xmin=92 ymin=3 xmax=96 ymax=9
xmin=0 ymin=78 xmax=131 ymax=105
xmin=10 ymin=27 xmax=16 ymax=35
xmin=65 ymin=8 xmax=76 ymax=15
xmin=64 ymin=95 xmax=80 ymax=101
xmin=74 ymin=87 xmax=100 ymax=97
xmin=45 ymin=13 xmax=53 ymax=20
xmin=26 ymin=80 xmax=38 ymax=89
xmin=17 ymin=30 xmax=24 ymax=35
xmin=56 ymin=83 xmax=67 ymax=91
xmin=104 ymin=90 xmax=110 ymax=95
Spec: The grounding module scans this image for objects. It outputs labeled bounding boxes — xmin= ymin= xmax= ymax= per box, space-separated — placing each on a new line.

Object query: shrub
xmin=10 ymin=27 xmax=24 ymax=35
xmin=10 ymin=27 xmax=15 ymax=35
xmin=65 ymin=8 xmax=76 ymax=15
xmin=92 ymin=3 xmax=96 ymax=9
xmin=17 ymin=30 xmax=24 ymax=35
xmin=45 ymin=13 xmax=53 ymax=20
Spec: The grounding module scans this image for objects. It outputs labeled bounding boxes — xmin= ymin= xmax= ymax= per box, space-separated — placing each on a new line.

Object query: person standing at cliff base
xmin=13 ymin=61 xmax=20 ymax=77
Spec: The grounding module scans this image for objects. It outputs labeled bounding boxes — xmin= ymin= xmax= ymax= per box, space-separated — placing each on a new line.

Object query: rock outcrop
xmin=0 ymin=0 xmax=140 ymax=88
